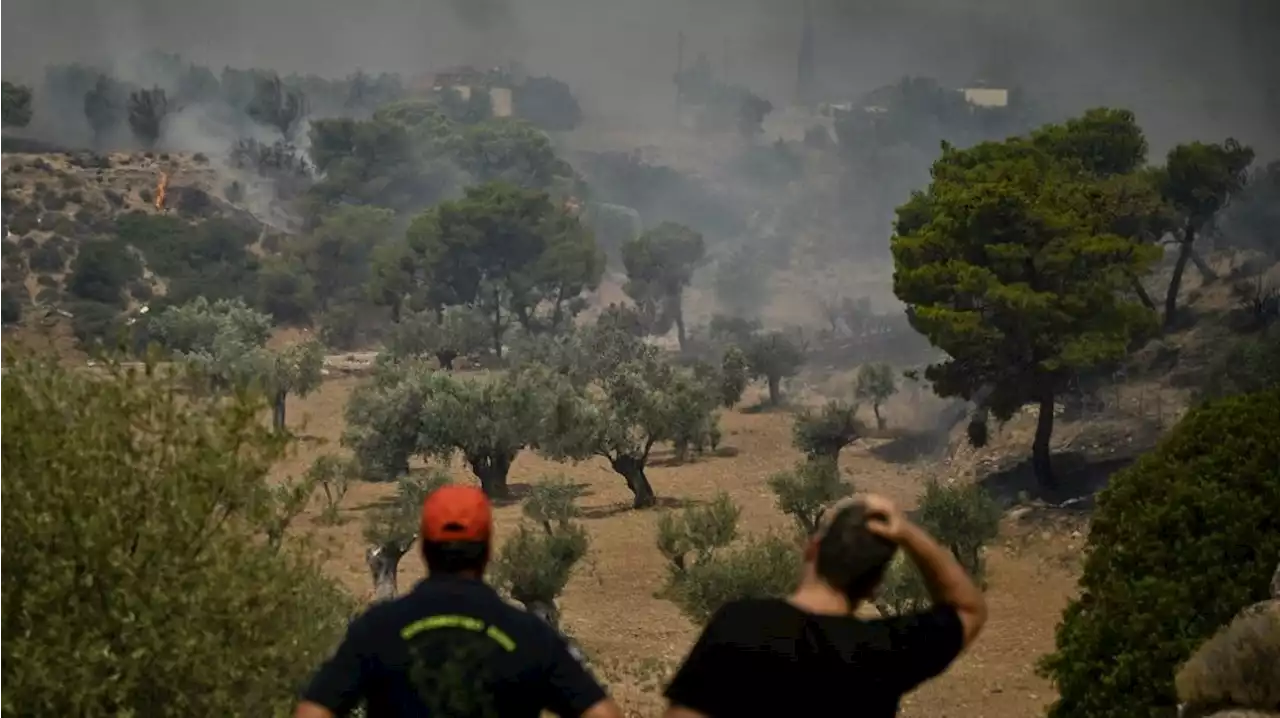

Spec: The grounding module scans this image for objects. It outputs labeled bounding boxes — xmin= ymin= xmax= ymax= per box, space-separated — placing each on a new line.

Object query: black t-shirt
xmin=664 ymin=599 xmax=965 ymax=717
xmin=301 ymin=576 xmax=607 ymax=718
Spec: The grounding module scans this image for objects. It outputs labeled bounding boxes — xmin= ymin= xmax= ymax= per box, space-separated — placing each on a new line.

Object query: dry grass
xmin=280 ymin=374 xmax=1082 ymax=718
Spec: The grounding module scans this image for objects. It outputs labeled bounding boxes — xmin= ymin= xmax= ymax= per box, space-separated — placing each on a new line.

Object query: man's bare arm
xmin=898 ymin=521 xmax=988 ymax=646
xmin=293 ymin=701 xmax=336 ymax=718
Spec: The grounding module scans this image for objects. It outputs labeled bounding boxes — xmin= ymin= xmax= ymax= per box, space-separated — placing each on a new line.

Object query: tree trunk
xmin=1128 ymin=272 xmax=1156 ymax=311
xmin=470 ymin=451 xmax=513 ymax=499
xmin=1189 ymin=247 xmax=1217 ymax=283
xmin=1032 ymin=391 xmax=1058 ymax=491
xmin=767 ymin=375 xmax=782 ymax=406
xmin=873 ymin=403 xmax=885 ymax=431
xmin=610 ymin=455 xmax=656 ymax=508
xmin=521 ymin=598 xmax=561 ymax=629
xmin=1165 ymin=231 xmax=1195 ymax=330
xmin=272 ymin=390 xmax=288 ymax=433
xmin=366 ymin=543 xmax=410 ymax=602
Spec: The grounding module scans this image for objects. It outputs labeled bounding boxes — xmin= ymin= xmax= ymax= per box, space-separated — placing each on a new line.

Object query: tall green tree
xmin=291 ymin=204 xmax=395 ymax=310
xmin=405 ymin=182 xmax=600 ymax=356
xmin=621 ymin=222 xmax=706 ymax=350
xmin=246 ymin=73 xmax=307 ymax=140
xmin=892 ymin=128 xmax=1159 ymax=489
xmin=2 ymin=80 xmax=33 ymax=127
xmin=83 ymin=74 xmax=123 ymax=148
xmin=1157 ymin=140 xmax=1255 ymax=328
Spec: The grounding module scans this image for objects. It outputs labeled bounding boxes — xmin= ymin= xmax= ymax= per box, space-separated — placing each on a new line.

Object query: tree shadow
xmin=579 ymin=495 xmax=700 ymax=520
xmin=864 ymin=430 xmax=950 ymax=465
xmin=648 ymin=446 xmax=738 ymax=468
xmin=975 ymin=450 xmax=1140 ymax=508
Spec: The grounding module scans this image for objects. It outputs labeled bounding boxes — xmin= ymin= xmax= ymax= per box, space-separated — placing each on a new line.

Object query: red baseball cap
xmin=420 ymin=485 xmax=493 ymax=543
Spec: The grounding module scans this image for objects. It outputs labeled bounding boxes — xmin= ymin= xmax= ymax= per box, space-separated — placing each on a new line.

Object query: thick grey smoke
xmin=4 ymin=0 xmax=1277 ymax=154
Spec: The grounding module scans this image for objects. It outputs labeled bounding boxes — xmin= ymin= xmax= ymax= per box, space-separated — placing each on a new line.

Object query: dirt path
xmin=283 ymin=376 xmax=1081 ymax=717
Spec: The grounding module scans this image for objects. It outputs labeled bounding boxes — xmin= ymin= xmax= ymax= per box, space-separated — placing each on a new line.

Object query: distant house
xmin=408 ymin=65 xmax=515 ymax=118
xmin=959 ymin=87 xmax=1010 ymax=108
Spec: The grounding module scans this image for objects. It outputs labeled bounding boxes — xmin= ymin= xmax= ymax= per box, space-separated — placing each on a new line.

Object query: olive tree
xmin=766 ymin=458 xmax=853 ymax=534
xmin=342 ymin=360 xmax=548 ymax=498
xmin=854 ymin=363 xmax=897 ymax=430
xmin=1 ymin=352 xmax=352 ymax=715
xmin=384 ymin=305 xmax=490 ymax=370
xmin=791 ymin=401 xmax=863 ymax=464
xmin=489 ymin=476 xmax=590 ymax=628
xmin=150 ymin=297 xmax=323 ymax=431
xmin=362 ymin=468 xmax=453 ymax=600
xmin=744 ymin=330 xmax=805 ymax=406
xmin=537 ymin=334 xmax=721 ymax=508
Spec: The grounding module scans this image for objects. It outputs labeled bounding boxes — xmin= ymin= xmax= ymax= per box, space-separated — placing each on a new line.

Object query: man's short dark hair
xmin=423 ymin=540 xmax=490 ymax=575
xmin=814 ymin=503 xmax=898 ymax=601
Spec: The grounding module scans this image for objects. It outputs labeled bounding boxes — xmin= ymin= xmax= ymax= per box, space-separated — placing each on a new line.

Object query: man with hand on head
xmin=294 ymin=485 xmax=623 ymax=718
xmin=663 ymin=493 xmax=988 ymax=718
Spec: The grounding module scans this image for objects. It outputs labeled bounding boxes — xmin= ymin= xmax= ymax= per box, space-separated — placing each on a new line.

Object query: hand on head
xmin=852 ymin=493 xmax=908 ymax=544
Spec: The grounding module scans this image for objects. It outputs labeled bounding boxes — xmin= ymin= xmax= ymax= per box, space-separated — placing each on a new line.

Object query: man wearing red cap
xmin=294 ymin=485 xmax=623 ymax=718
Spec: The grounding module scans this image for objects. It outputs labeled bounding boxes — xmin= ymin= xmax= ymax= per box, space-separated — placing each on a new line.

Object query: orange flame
xmin=155 ymin=170 xmax=169 ymax=211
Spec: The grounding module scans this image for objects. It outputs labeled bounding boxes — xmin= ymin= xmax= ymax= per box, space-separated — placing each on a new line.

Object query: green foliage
xmin=791 ymin=401 xmax=862 ymax=463
xmin=1175 ymin=606 xmax=1280 ymax=715
xmin=854 ymin=363 xmax=897 ymax=430
xmin=2 ymin=80 xmax=33 ymax=127
xmin=490 ymin=477 xmax=591 ymax=627
xmin=343 ymin=361 xmax=547 ymax=497
xmin=403 ymin=182 xmax=602 ymax=346
xmin=150 ymin=298 xmax=323 ymax=430
xmin=1157 ymin=139 xmax=1256 ymax=326
xmin=384 ymin=306 xmax=490 ymax=369
xmin=114 ymin=212 xmax=261 ymax=306
xmin=892 ymin=114 xmax=1162 ymax=486
xmin=1039 ymin=388 xmax=1280 ymax=718
xmin=1 ymin=353 xmax=352 ymax=716
xmin=309 ymin=454 xmax=360 ymax=525
xmin=83 ymin=74 xmax=123 ymax=143
xmin=718 ymin=345 xmax=749 ymax=408
xmin=362 ymin=468 xmax=453 ymax=552
xmin=874 ymin=554 xmax=932 ymax=617
xmin=453 ymin=118 xmax=576 ymax=191
xmin=512 ymin=75 xmax=583 ymax=132
xmin=657 ymin=494 xmax=798 ymax=624
xmin=914 ymin=481 xmax=1002 ymax=581
xmin=620 ymin=222 xmax=706 ymax=347
xmin=538 ymin=336 xmax=721 ymax=507
xmin=744 ymin=330 xmax=805 ymax=406
xmin=1030 ymin=107 xmax=1148 ymax=177
xmin=290 ymin=204 xmax=395 ymax=311
xmin=766 ymin=457 xmax=853 ymax=534
xmin=65 ymin=240 xmax=142 ymax=307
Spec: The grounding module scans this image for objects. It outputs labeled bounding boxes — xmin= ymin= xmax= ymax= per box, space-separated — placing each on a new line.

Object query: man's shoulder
xmin=707 ymin=598 xmax=800 ymax=634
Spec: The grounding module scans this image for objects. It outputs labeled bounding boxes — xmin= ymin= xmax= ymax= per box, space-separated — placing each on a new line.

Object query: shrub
xmin=657 ymin=493 xmax=800 ymax=623
xmin=1 ymin=353 xmax=352 ymax=716
xmin=1175 ymin=607 xmax=1280 ymax=715
xmin=766 ymin=457 xmax=852 ymax=534
xmin=875 ymin=553 xmax=932 ymax=617
xmin=913 ymin=480 xmax=1002 ymax=582
xmin=26 ymin=241 xmax=65 ymax=272
xmin=65 ymin=240 xmax=141 ymax=307
xmin=791 ymin=400 xmax=862 ymax=463
xmin=490 ymin=477 xmax=591 ymax=628
xmin=1038 ymin=387 xmax=1280 ymax=718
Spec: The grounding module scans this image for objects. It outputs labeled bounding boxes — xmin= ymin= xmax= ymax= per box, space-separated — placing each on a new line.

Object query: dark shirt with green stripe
xmin=302 ymin=576 xmax=606 ymax=718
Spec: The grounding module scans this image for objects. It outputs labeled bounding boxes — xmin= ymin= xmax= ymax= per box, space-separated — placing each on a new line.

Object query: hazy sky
xmin=4 ymin=0 xmax=1278 ymax=154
